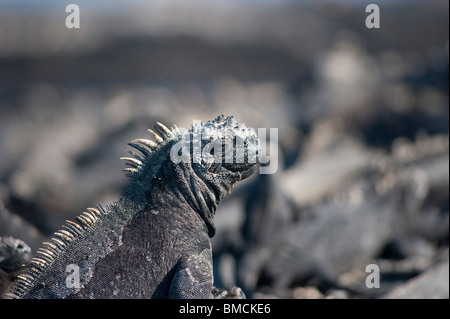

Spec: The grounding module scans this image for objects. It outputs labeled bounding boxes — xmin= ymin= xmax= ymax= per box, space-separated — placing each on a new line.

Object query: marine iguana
xmin=5 ymin=115 xmax=260 ymax=299
xmin=0 ymin=236 xmax=31 ymax=295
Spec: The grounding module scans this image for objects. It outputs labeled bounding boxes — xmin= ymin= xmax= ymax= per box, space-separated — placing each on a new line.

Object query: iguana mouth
xmin=208 ymin=161 xmax=257 ymax=180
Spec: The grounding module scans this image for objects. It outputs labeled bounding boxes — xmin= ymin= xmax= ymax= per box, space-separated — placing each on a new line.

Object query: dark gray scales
xmin=4 ymin=115 xmax=260 ymax=299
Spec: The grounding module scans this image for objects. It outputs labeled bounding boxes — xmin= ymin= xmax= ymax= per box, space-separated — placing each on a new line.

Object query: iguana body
xmin=5 ymin=115 xmax=259 ymax=299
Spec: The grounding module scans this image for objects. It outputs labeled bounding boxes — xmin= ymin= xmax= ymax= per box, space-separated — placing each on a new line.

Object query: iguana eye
xmin=208 ymin=162 xmax=222 ymax=174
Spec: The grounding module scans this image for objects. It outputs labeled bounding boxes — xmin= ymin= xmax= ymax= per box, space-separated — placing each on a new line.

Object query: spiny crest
xmin=121 ymin=121 xmax=181 ymax=178
xmin=5 ymin=205 xmax=107 ymax=299
xmin=121 ymin=116 xmax=250 ymax=178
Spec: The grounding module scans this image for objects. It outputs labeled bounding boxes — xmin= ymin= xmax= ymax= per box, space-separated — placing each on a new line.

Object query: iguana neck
xmin=123 ymin=161 xmax=220 ymax=238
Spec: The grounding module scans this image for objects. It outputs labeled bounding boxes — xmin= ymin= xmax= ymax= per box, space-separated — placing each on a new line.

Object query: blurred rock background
xmin=0 ymin=0 xmax=448 ymax=298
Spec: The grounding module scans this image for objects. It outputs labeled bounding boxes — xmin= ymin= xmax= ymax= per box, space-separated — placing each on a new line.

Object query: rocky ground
xmin=0 ymin=1 xmax=448 ymax=298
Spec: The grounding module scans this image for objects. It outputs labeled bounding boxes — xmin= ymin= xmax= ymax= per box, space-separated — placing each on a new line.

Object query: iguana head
xmin=0 ymin=236 xmax=32 ymax=273
xmin=123 ymin=115 xmax=260 ymax=236
xmin=186 ymin=115 xmax=260 ymax=188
